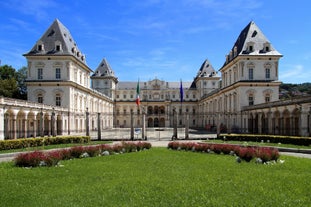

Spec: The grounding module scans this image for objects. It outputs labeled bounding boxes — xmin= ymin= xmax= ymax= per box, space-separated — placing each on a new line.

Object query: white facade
xmin=1 ymin=19 xmax=310 ymax=140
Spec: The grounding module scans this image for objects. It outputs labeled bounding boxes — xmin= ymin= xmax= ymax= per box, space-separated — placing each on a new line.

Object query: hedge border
xmin=219 ymin=134 xmax=311 ymax=146
xmin=0 ymin=136 xmax=90 ymax=151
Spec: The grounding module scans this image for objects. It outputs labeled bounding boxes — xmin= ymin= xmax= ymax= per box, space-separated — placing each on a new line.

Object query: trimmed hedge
xmin=0 ymin=136 xmax=90 ymax=151
xmin=219 ymin=134 xmax=311 ymax=146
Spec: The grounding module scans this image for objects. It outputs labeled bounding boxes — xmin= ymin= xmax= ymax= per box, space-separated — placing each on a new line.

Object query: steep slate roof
xmin=25 ymin=19 xmax=87 ymax=65
xmin=222 ymin=21 xmax=282 ymax=67
xmin=117 ymin=81 xmax=192 ymax=90
xmin=92 ymin=58 xmax=116 ymax=78
xmin=195 ymin=59 xmax=218 ymax=78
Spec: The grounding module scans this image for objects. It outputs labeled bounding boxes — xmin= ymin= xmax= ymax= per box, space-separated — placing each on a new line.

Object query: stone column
xmin=40 ymin=111 xmax=44 ymax=137
xmin=23 ymin=119 xmax=28 ymax=138
xmin=51 ymin=109 xmax=56 ymax=137
xmin=33 ymin=117 xmax=37 ymax=138
xmin=258 ymin=113 xmax=262 ymax=134
xmin=12 ymin=115 xmax=17 ymax=139
xmin=267 ymin=111 xmax=272 ymax=134
xmin=299 ymin=109 xmax=309 ymax=137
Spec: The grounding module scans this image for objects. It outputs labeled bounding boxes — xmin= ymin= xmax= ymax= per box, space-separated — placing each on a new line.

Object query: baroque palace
xmin=1 ymin=19 xmax=310 ymax=140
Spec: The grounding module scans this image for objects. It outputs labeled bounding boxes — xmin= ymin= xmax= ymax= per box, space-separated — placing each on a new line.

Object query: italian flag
xmin=136 ymin=80 xmax=140 ymax=106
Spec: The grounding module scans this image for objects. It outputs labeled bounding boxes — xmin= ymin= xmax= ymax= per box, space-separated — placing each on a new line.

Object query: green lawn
xmin=0 ymin=148 xmax=310 ymax=207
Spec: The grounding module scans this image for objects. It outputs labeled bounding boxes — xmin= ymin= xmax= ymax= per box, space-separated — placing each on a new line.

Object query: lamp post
xmin=130 ymin=110 xmax=134 ymax=141
xmin=51 ymin=107 xmax=56 ymax=137
xmin=97 ymin=112 xmax=101 ymax=141
xmin=86 ymin=107 xmax=90 ymax=136
xmin=142 ymin=106 xmax=146 ymax=140
xmin=172 ymin=107 xmax=177 ymax=140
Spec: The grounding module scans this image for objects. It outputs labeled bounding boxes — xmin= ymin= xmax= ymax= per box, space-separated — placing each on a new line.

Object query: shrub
xmin=14 ymin=142 xmax=152 ymax=168
xmin=237 ymin=147 xmax=256 ymax=162
xmin=256 ymin=147 xmax=280 ymax=163
xmin=69 ymin=146 xmax=85 ymax=158
xmin=84 ymin=146 xmax=101 ymax=157
xmin=210 ymin=144 xmax=223 ymax=154
xmin=14 ymin=151 xmax=45 ymax=167
xmin=43 ymin=151 xmax=63 ymax=166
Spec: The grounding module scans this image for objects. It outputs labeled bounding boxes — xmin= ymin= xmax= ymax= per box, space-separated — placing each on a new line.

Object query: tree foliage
xmin=0 ymin=65 xmax=27 ymax=99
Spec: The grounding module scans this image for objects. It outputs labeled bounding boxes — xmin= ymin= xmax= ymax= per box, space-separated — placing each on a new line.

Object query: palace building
xmin=0 ymin=19 xmax=310 ymax=140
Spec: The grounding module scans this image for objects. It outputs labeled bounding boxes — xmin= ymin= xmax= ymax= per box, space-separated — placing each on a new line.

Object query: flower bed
xmin=14 ymin=141 xmax=152 ymax=167
xmin=167 ymin=142 xmax=279 ymax=163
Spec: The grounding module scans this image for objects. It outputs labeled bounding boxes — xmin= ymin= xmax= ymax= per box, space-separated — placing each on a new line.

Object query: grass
xmin=0 ymin=140 xmax=111 ymax=154
xmin=0 ymin=148 xmax=310 ymax=207
xmin=205 ymin=139 xmax=311 ymax=149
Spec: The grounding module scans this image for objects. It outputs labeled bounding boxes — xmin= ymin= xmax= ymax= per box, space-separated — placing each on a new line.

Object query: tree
xmin=0 ymin=65 xmax=27 ymax=99
xmin=16 ymin=66 xmax=27 ymax=99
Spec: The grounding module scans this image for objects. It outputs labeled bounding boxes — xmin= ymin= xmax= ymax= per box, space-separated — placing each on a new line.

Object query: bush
xmin=43 ymin=151 xmax=63 ymax=166
xmin=14 ymin=151 xmax=45 ymax=167
xmin=256 ymin=147 xmax=280 ymax=162
xmin=237 ymin=147 xmax=256 ymax=162
xmin=14 ymin=142 xmax=152 ymax=168
xmin=168 ymin=142 xmax=280 ymax=164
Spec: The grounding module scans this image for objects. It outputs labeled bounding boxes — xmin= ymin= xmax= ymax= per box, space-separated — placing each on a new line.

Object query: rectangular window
xmin=265 ymin=68 xmax=270 ymax=79
xmin=56 ymin=96 xmax=61 ymax=106
xmin=265 ymin=95 xmax=270 ymax=103
xmin=37 ymin=68 xmax=43 ymax=79
xmin=249 ymin=68 xmax=253 ymax=80
xmin=248 ymin=96 xmax=254 ymax=106
xmin=56 ymin=68 xmax=61 ymax=79
xmin=38 ymin=96 xmax=43 ymax=103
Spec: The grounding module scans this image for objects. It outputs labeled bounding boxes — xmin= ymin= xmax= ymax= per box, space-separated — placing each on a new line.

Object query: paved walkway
xmin=1 ymin=139 xmax=311 ymax=163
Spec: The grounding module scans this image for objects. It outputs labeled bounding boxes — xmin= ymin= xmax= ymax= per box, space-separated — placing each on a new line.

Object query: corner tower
xmin=193 ymin=59 xmax=220 ymax=98
xmin=91 ymin=58 xmax=118 ymax=99
xmin=219 ymin=21 xmax=282 ymax=108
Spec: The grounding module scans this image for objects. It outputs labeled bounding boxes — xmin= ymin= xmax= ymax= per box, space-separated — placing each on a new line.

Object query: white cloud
xmin=280 ymin=64 xmax=311 ymax=83
xmin=2 ymin=0 xmax=58 ymax=20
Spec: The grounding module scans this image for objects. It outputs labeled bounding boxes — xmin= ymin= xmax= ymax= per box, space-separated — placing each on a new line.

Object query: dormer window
xmin=38 ymin=44 xmax=43 ymax=51
xmin=247 ymin=42 xmax=255 ymax=53
xmin=56 ymin=45 xmax=61 ymax=51
xmin=55 ymin=41 xmax=62 ymax=52
xmin=263 ymin=42 xmax=271 ymax=52
xmin=233 ymin=46 xmax=237 ymax=57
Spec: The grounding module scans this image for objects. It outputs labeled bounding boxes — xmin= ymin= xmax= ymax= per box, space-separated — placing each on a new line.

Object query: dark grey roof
xmin=222 ymin=21 xmax=282 ymax=67
xmin=195 ymin=59 xmax=217 ymax=78
xmin=25 ymin=19 xmax=87 ymax=65
xmin=92 ymin=58 xmax=116 ymax=77
xmin=117 ymin=81 xmax=192 ymax=90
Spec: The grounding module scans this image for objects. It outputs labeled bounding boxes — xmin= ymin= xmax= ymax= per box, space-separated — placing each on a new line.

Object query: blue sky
xmin=0 ymin=0 xmax=310 ymax=83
